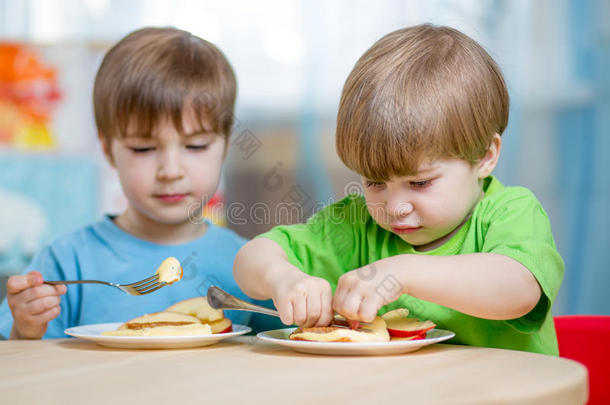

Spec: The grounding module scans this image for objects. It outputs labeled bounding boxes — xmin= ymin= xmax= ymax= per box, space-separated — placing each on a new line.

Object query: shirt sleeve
xmin=0 ymin=297 xmax=13 ymax=339
xmin=256 ymin=195 xmax=364 ymax=287
xmin=479 ymin=188 xmax=564 ymax=333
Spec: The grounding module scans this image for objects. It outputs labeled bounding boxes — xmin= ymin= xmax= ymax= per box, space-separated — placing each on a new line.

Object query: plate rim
xmin=64 ymin=322 xmax=252 ymax=341
xmin=256 ymin=327 xmax=455 ymax=347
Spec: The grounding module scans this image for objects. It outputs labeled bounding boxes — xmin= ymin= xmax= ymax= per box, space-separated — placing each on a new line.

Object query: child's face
xmin=105 ymin=111 xmax=226 ymax=228
xmin=362 ymin=158 xmax=487 ymax=250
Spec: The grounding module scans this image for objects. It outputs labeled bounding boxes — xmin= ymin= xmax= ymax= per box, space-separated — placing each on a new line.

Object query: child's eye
xmin=365 ymin=180 xmax=385 ymax=188
xmin=129 ymin=147 xmax=155 ymax=153
xmin=410 ymin=180 xmax=432 ymax=189
xmin=186 ymin=144 xmax=210 ymax=150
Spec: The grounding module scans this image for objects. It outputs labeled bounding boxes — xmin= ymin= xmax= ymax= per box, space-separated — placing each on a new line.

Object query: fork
xmin=206 ymin=286 xmax=372 ymax=331
xmin=44 ymin=274 xmax=167 ymax=296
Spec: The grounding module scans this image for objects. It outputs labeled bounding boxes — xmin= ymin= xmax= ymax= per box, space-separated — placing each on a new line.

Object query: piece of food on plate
xmin=165 ymin=296 xmax=225 ymax=322
xmin=289 ymin=316 xmax=390 ymax=342
xmin=155 ymin=257 xmax=183 ymax=284
xmin=206 ymin=317 xmax=232 ymax=334
xmin=389 ymin=336 xmax=424 ymax=341
xmin=381 ymin=308 xmax=436 ymax=339
xmin=165 ymin=296 xmax=232 ymax=333
xmin=102 ymin=311 xmax=212 ymax=336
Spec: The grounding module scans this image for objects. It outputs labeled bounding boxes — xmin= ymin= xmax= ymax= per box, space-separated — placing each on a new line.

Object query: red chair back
xmin=554 ymin=315 xmax=610 ymax=405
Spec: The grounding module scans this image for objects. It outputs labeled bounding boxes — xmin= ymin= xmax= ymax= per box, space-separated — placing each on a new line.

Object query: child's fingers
xmin=335 ymin=291 xmax=362 ymax=321
xmin=54 ymin=284 xmax=67 ymax=295
xmin=6 ymin=271 xmax=43 ymax=295
xmin=18 ymin=284 xmax=65 ymax=304
xmin=26 ymin=295 xmax=62 ymax=316
xmin=9 ymin=295 xmax=61 ymax=339
xmin=292 ymin=296 xmax=308 ymax=326
xmin=316 ymin=288 xmax=334 ymax=327
xmin=15 ymin=305 xmax=59 ymax=338
xmin=273 ymin=296 xmax=294 ymax=325
xmin=304 ymin=294 xmax=321 ymax=327
xmin=35 ymin=305 xmax=62 ymax=324
xmin=358 ymin=296 xmax=380 ymax=323
xmin=331 ymin=285 xmax=348 ymax=311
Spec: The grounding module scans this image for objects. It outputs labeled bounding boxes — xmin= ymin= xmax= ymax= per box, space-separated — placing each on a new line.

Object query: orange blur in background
xmin=0 ymin=43 xmax=61 ymax=149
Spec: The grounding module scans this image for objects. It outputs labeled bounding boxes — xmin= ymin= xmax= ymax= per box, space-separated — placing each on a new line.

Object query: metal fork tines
xmin=207 ymin=286 xmax=373 ymax=331
xmin=44 ymin=274 xmax=167 ymax=296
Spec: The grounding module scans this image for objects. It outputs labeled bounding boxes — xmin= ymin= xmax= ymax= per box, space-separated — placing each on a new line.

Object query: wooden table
xmin=0 ymin=337 xmax=588 ymax=405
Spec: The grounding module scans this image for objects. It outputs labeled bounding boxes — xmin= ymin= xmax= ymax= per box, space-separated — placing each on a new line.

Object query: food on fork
xmin=155 ymin=257 xmax=183 ymax=284
xmin=289 ymin=316 xmax=390 ymax=343
xmin=102 ymin=311 xmax=212 ymax=336
xmin=382 ymin=309 xmax=436 ymax=339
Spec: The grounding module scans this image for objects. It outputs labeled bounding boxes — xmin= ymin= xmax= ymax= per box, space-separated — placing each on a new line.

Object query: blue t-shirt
xmin=0 ymin=215 xmax=280 ymax=338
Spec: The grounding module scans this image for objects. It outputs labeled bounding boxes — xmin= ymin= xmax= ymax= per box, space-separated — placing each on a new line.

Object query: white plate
xmin=256 ymin=328 xmax=454 ymax=356
xmin=64 ymin=322 xmax=251 ymax=349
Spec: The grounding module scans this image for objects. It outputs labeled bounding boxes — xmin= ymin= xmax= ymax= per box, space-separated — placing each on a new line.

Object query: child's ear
xmin=98 ymin=131 xmax=116 ymax=167
xmin=477 ymin=133 xmax=502 ymax=178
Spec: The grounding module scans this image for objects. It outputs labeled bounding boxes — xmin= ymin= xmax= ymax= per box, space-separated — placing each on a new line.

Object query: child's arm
xmin=234 ymin=238 xmax=334 ymax=327
xmin=6 ymin=271 xmax=67 ymax=339
xmin=333 ymin=253 xmax=541 ymax=322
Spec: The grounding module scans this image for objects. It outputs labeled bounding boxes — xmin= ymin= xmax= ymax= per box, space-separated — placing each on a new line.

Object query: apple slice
xmin=382 ymin=308 xmax=435 ymax=338
xmin=166 ymin=297 xmax=224 ymax=323
xmin=208 ymin=318 xmax=232 ymax=334
xmin=390 ymin=335 xmax=419 ymax=341
xmin=390 ymin=331 xmax=427 ymax=341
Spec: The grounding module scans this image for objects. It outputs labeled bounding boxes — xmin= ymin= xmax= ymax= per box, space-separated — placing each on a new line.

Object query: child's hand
xmin=333 ymin=262 xmax=405 ymax=323
xmin=6 ymin=271 xmax=67 ymax=339
xmin=270 ymin=269 xmax=334 ymax=328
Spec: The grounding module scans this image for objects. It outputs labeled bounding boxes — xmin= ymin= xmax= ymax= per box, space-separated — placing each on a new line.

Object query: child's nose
xmin=157 ymin=150 xmax=185 ymax=181
xmin=386 ymin=199 xmax=414 ymax=219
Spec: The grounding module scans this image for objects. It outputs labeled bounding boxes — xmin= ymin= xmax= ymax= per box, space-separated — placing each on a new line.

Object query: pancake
xmin=102 ymin=311 xmax=212 ymax=336
xmin=289 ymin=316 xmax=390 ymax=343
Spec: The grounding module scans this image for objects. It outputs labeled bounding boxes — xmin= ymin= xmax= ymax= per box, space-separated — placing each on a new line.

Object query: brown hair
xmin=94 ymin=27 xmax=236 ymax=143
xmin=336 ymin=24 xmax=509 ymax=181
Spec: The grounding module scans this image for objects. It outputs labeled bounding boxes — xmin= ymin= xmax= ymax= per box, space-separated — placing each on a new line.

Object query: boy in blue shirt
xmin=1 ymin=27 xmax=253 ymax=339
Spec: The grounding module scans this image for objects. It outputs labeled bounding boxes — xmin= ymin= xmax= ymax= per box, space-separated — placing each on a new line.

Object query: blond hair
xmin=94 ymin=27 xmax=236 ymax=143
xmin=336 ymin=24 xmax=509 ymax=180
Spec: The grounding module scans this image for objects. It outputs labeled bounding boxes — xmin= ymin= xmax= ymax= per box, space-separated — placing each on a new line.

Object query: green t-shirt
xmin=258 ymin=176 xmax=564 ymax=355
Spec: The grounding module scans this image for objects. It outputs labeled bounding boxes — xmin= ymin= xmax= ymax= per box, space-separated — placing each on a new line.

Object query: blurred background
xmin=0 ymin=0 xmax=608 ymax=315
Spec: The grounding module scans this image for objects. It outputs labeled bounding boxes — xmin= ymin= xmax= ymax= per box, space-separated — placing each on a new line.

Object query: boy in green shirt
xmin=234 ymin=24 xmax=564 ymax=355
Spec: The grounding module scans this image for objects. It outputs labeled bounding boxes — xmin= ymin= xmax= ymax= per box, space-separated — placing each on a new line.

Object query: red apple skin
xmin=209 ymin=318 xmax=233 ymax=334
xmin=387 ymin=326 xmax=434 ymax=338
